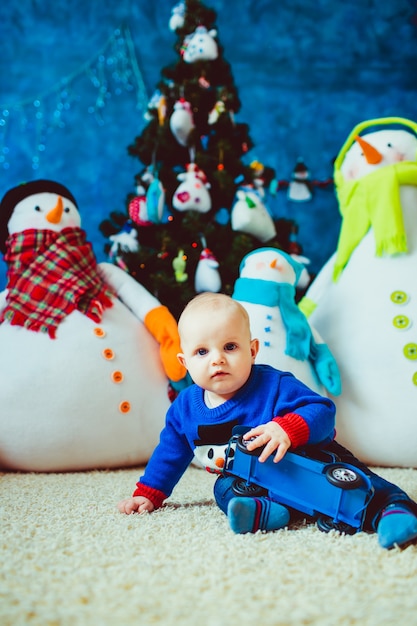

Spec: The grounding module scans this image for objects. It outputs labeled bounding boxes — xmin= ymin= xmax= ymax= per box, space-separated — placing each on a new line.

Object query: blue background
xmin=1 ymin=0 xmax=416 ymax=289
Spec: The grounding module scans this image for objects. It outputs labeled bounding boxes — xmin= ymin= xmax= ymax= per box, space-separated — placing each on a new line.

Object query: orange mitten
xmin=144 ymin=305 xmax=187 ymax=382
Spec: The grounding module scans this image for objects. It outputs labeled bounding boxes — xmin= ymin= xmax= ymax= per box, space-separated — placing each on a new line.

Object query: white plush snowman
xmin=0 ymin=180 xmax=186 ymax=472
xmin=299 ymin=117 xmax=417 ymax=467
xmin=232 ymin=247 xmax=341 ymax=397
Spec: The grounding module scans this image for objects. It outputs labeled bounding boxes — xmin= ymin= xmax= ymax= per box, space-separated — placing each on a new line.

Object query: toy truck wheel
xmin=236 ymin=435 xmax=263 ymax=457
xmin=325 ymin=465 xmax=363 ymax=490
xmin=317 ymin=515 xmax=358 ymax=535
xmin=232 ymin=478 xmax=268 ymax=498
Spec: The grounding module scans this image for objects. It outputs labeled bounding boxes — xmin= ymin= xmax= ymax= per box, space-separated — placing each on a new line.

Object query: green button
xmin=393 ymin=315 xmax=411 ymax=330
xmin=412 ymin=372 xmax=417 ymax=386
xmin=403 ymin=343 xmax=417 ymax=360
xmin=390 ymin=290 xmax=409 ymax=305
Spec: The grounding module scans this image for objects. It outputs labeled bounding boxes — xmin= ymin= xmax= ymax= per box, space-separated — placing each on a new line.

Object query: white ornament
xmin=231 ymin=188 xmax=276 ymax=242
xmin=195 ymin=248 xmax=221 ymax=293
xmin=182 ymin=26 xmax=218 ymax=63
xmin=172 ymin=164 xmax=211 ymax=213
xmin=169 ymin=99 xmax=195 ymax=147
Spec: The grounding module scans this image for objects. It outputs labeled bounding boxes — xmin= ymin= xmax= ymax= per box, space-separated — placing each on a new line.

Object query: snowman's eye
xmin=387 ymin=143 xmax=393 ymax=148
xmin=34 ymin=205 xmax=41 ymax=212
xmin=64 ymin=206 xmax=70 ymax=213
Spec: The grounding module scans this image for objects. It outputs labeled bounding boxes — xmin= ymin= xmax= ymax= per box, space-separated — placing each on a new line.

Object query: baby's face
xmin=178 ymin=307 xmax=258 ymax=404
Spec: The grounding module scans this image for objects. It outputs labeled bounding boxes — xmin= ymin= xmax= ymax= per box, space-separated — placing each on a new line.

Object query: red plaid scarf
xmin=2 ymin=228 xmax=114 ymax=338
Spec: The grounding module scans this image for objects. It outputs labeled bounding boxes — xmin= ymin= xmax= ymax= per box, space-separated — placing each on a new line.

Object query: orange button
xmin=119 ymin=401 xmax=131 ymax=414
xmin=102 ymin=348 xmax=115 ymax=360
xmin=93 ymin=327 xmax=106 ymax=338
xmin=111 ymin=371 xmax=124 ymax=383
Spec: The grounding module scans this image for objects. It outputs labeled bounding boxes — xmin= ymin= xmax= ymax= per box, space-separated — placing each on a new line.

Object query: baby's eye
xmin=225 ymin=343 xmax=237 ymax=351
xmin=197 ymin=348 xmax=208 ymax=356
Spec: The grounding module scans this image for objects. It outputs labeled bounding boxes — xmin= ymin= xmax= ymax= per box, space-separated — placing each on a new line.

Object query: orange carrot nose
xmin=354 ymin=134 xmax=383 ymax=165
xmin=46 ymin=196 xmax=64 ymax=224
xmin=215 ymin=457 xmax=225 ymax=469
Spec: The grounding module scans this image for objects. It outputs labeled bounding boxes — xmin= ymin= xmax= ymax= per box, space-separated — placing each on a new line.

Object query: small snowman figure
xmin=195 ymin=247 xmax=221 ymax=293
xmin=232 ymin=247 xmax=341 ymax=396
xmin=300 ymin=117 xmax=417 ymax=467
xmin=0 ymin=180 xmax=186 ymax=471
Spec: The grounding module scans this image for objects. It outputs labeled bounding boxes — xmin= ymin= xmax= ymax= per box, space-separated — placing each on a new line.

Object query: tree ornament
xmin=208 ymin=101 xmax=226 ymax=125
xmin=172 ymin=249 xmax=188 ymax=283
xmin=143 ymin=169 xmax=165 ymax=223
xmin=231 ymin=188 xmax=276 ymax=242
xmin=194 ymin=247 xmax=221 ymax=293
xmin=169 ymin=1 xmax=185 ymax=32
xmin=172 ymin=163 xmax=212 ymax=213
xmin=169 ymin=98 xmax=195 ymax=147
xmin=288 ymin=158 xmax=313 ymax=202
xmin=182 ymin=26 xmax=219 ymax=63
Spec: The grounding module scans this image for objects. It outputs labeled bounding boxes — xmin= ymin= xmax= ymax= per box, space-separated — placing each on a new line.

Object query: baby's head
xmin=177 ymin=293 xmax=259 ymax=402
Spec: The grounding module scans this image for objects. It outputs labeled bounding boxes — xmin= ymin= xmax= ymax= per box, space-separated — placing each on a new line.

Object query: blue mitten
xmin=310 ymin=343 xmax=342 ymax=396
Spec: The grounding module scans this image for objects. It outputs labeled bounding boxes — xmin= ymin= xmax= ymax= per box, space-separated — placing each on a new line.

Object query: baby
xmin=118 ymin=292 xmax=417 ymax=549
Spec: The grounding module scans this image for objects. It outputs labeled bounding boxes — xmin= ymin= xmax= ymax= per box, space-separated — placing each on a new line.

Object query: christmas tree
xmin=100 ymin=0 xmax=304 ymax=320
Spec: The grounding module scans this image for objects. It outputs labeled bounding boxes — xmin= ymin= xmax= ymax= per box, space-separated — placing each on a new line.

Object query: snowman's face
xmin=341 ymin=129 xmax=417 ymax=181
xmin=240 ymin=251 xmax=297 ymax=286
xmin=8 ymin=192 xmax=81 ymax=236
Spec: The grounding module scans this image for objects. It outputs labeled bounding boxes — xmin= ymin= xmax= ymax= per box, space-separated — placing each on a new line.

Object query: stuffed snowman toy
xmin=299 ymin=117 xmax=417 ymax=467
xmin=0 ymin=180 xmax=186 ymax=472
xmin=232 ymin=247 xmax=341 ymax=397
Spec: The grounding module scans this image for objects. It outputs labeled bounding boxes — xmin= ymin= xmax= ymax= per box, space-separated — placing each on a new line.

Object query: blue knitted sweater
xmin=134 ymin=364 xmax=336 ymax=507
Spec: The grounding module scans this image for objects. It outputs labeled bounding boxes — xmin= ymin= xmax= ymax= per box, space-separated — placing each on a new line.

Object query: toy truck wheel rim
xmin=317 ymin=515 xmax=357 ymax=535
xmin=325 ymin=465 xmax=363 ymax=489
xmin=232 ymin=478 xmax=268 ymax=498
xmin=236 ymin=435 xmax=263 ymax=457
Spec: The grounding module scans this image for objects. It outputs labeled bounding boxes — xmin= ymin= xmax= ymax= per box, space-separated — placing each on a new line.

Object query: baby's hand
xmin=243 ymin=421 xmax=291 ymax=463
xmin=117 ymin=496 xmax=155 ymax=515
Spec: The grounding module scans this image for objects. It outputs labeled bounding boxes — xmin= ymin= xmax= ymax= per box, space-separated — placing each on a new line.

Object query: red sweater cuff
xmin=273 ymin=412 xmax=310 ymax=448
xmin=133 ymin=483 xmax=167 ymax=509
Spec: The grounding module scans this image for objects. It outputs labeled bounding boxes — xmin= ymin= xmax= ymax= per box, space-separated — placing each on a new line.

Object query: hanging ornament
xmin=288 ymin=225 xmax=303 ymax=255
xmin=108 ymin=222 xmax=140 ymax=257
xmin=169 ymin=1 xmax=185 ymax=31
xmin=195 ymin=248 xmax=221 ymax=293
xmin=288 ymin=158 xmax=313 ymax=202
xmin=144 ymin=168 xmax=165 ymax=223
xmin=208 ymin=100 xmax=226 ymax=125
xmin=172 ymin=249 xmax=188 ymax=283
xmin=231 ymin=188 xmax=276 ymax=242
xmin=198 ymin=75 xmax=211 ymax=89
xmin=172 ymin=163 xmax=212 ymax=213
xmin=182 ymin=26 xmax=219 ymax=63
xmin=169 ymin=98 xmax=195 ymax=146
xmin=157 ymin=95 xmax=167 ymax=126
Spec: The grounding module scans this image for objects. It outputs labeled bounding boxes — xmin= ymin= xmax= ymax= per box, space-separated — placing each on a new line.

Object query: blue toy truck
xmin=225 ymin=430 xmax=375 ymax=534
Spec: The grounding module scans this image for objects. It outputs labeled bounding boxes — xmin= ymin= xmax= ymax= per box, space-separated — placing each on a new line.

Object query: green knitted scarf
xmin=333 ymin=160 xmax=417 ymax=281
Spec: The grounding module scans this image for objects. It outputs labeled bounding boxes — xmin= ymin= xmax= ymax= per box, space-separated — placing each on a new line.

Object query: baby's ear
xmin=250 ymin=338 xmax=259 ymax=360
xmin=177 ymin=353 xmax=187 ymax=368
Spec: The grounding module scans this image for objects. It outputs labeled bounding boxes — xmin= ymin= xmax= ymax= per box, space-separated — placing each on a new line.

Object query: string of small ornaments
xmin=106 ymin=2 xmax=333 ymax=294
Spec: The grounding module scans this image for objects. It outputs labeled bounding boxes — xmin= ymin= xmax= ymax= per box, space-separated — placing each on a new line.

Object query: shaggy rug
xmin=1 ymin=465 xmax=417 ymax=626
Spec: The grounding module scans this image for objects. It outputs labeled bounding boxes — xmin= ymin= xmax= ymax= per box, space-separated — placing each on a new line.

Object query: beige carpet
xmin=1 ymin=464 xmax=417 ymax=626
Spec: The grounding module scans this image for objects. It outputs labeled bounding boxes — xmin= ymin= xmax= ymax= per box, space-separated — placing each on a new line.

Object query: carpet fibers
xmin=1 ymin=465 xmax=417 ymax=626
